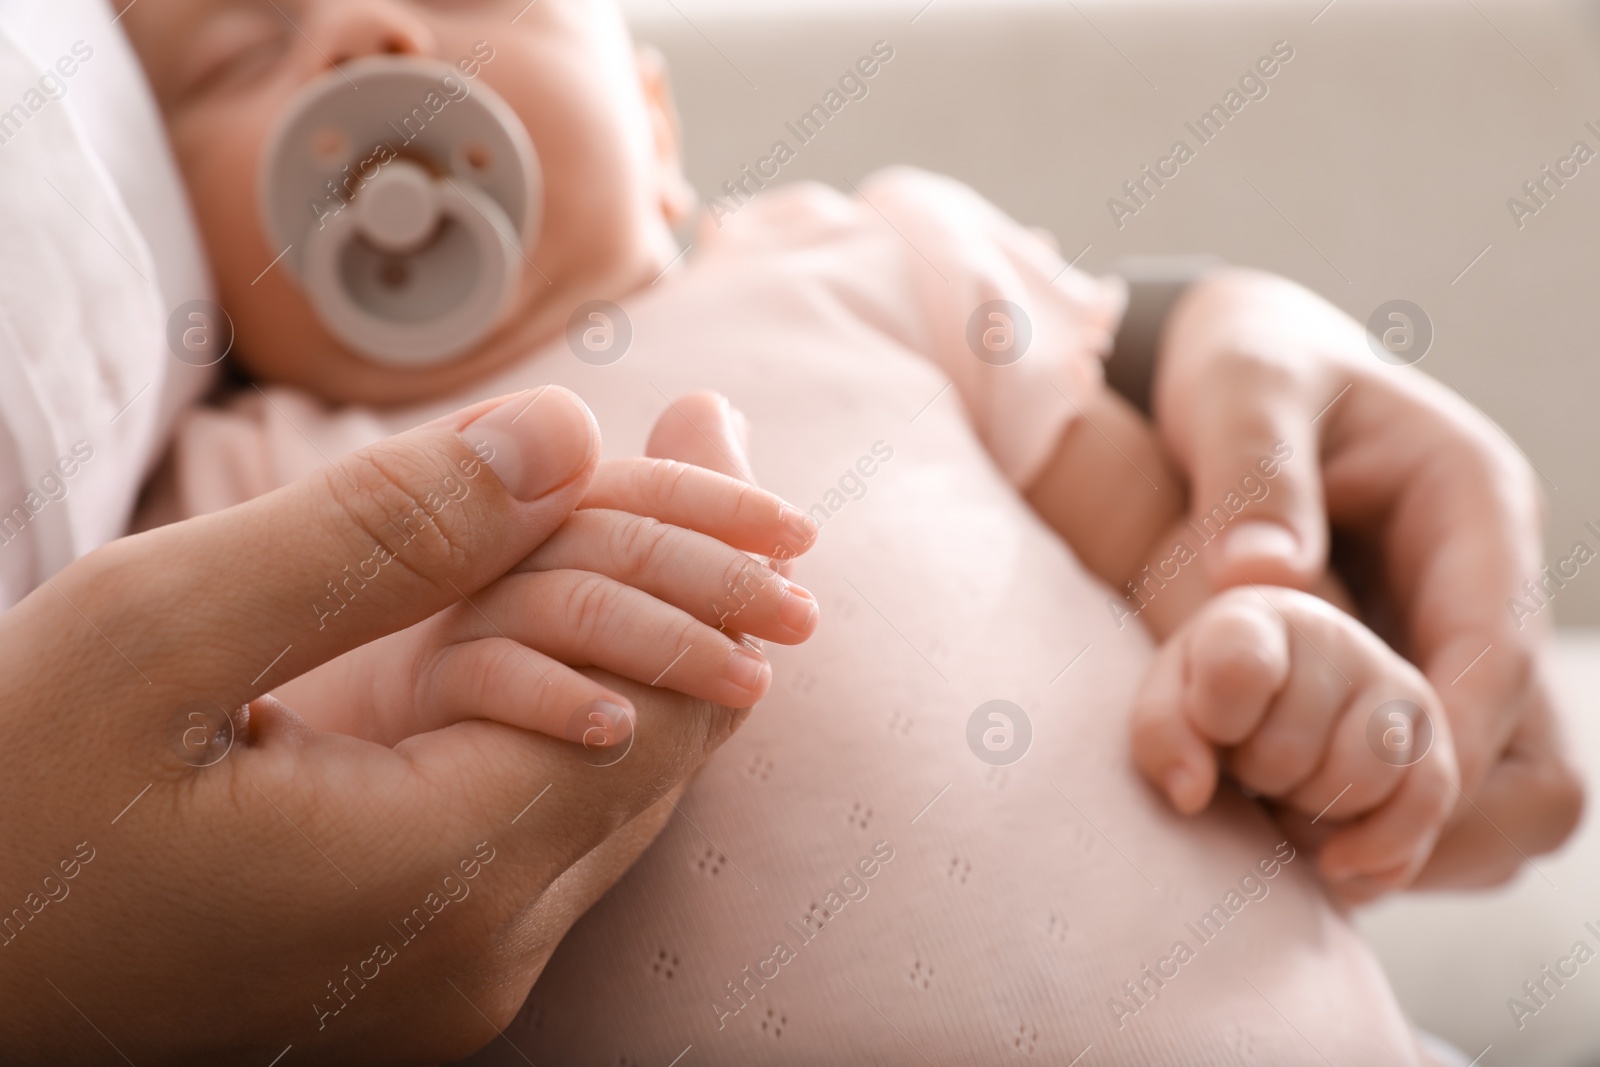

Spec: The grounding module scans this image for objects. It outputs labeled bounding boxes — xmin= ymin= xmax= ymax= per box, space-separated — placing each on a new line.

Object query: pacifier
xmin=260 ymin=57 xmax=541 ymax=366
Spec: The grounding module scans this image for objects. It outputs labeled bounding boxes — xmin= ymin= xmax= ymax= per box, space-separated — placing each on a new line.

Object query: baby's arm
xmin=1026 ymin=384 xmax=1348 ymax=636
xmin=1024 ymin=384 xmax=1203 ymax=635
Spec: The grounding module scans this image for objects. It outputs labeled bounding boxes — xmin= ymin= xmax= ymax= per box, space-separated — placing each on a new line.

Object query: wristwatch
xmin=1105 ymin=255 xmax=1221 ymax=415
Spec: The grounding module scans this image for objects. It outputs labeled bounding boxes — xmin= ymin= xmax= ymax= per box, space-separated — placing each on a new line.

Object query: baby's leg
xmin=1132 ymin=586 xmax=1459 ymax=902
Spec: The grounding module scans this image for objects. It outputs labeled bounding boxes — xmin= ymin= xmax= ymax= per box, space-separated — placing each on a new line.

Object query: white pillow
xmin=0 ymin=0 xmax=215 ymax=606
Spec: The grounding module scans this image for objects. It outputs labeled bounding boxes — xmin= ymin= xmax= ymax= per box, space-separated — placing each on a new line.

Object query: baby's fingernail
xmin=1222 ymin=522 xmax=1299 ymax=570
xmin=573 ymin=700 xmax=634 ymax=748
xmin=777 ymin=582 xmax=819 ymax=636
xmin=779 ymin=507 xmax=820 ymax=547
xmin=727 ymin=645 xmax=771 ymax=696
xmin=460 ymin=387 xmax=596 ymax=501
xmin=1165 ymin=767 xmax=1201 ymax=812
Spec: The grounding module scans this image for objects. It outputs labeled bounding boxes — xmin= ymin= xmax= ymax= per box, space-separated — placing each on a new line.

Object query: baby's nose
xmin=312 ymin=0 xmax=438 ymax=68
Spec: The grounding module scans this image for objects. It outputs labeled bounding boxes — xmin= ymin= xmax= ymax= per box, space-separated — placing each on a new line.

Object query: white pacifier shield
xmin=260 ymin=57 xmax=541 ymax=367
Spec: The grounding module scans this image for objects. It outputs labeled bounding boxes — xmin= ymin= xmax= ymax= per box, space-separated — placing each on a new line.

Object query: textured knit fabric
xmin=154 ymin=170 xmax=1425 ymax=1066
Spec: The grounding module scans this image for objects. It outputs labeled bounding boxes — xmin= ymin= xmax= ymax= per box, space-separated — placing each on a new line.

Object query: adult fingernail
xmin=1222 ymin=522 xmax=1299 ymax=570
xmin=727 ymin=645 xmax=771 ymax=697
xmin=460 ymin=387 xmax=596 ymax=501
xmin=778 ymin=582 xmax=819 ymax=636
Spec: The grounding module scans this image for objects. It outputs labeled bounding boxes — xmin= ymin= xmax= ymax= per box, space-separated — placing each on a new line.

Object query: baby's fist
xmin=1131 ymin=586 xmax=1459 ymax=901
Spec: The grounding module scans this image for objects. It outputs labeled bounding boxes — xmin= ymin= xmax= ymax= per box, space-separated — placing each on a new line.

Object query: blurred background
xmin=620 ymin=1 xmax=1600 ymax=1063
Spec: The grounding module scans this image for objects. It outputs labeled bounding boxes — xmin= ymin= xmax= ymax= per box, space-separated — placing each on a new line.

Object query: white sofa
xmin=626 ymin=2 xmax=1600 ymax=1062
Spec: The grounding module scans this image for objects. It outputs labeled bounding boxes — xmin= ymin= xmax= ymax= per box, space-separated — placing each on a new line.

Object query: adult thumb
xmin=1153 ymin=271 xmax=1340 ymax=593
xmin=30 ymin=386 xmax=599 ymax=721
xmin=1164 ymin=374 xmax=1328 ymax=593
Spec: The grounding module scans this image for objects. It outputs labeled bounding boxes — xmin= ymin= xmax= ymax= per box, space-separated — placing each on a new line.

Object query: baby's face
xmin=123 ymin=0 xmax=688 ymax=405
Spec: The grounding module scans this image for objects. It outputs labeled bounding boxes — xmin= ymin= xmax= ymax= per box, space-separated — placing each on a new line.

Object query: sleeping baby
xmin=122 ymin=0 xmax=1454 ymax=1062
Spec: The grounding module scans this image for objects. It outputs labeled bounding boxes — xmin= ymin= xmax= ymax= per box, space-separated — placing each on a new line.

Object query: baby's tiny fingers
xmin=645 ymin=390 xmax=757 ymax=483
xmin=516 ymin=510 xmax=819 ymax=643
xmin=1131 ymin=634 xmax=1221 ymax=815
xmin=646 ymin=390 xmax=796 ymax=578
xmin=414 ymin=638 xmax=635 ymax=747
xmin=1182 ymin=590 xmax=1290 ymax=745
xmin=465 ymin=570 xmax=773 ymax=708
xmin=1282 ymin=679 xmax=1424 ymax=821
xmin=1317 ymin=717 xmax=1459 ymax=889
xmin=583 ymin=458 xmax=818 ymax=561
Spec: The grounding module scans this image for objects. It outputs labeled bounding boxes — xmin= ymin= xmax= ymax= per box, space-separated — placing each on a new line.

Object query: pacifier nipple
xmin=259 ymin=57 xmax=542 ymax=367
xmin=356 ymin=160 xmax=441 ymax=255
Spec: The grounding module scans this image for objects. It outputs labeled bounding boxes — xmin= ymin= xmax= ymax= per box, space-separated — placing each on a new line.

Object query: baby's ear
xmin=635 ymin=45 xmax=696 ymax=226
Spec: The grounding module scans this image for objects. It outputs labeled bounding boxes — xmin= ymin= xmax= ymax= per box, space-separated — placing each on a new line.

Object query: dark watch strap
xmin=1105 ymin=256 xmax=1221 ymax=415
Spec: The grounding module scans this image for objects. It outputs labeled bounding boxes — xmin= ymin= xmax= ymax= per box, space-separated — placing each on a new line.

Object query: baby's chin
xmin=234 ymin=282 xmax=581 ymax=408
xmin=233 ymin=325 xmax=538 ymax=409
xmin=229 ymin=226 xmax=679 ymax=407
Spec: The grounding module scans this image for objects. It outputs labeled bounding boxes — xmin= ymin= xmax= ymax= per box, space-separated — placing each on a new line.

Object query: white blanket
xmin=0 ymin=0 xmax=213 ymax=606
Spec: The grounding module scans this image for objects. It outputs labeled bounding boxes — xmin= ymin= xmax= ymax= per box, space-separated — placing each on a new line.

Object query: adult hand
xmin=272 ymin=449 xmax=816 ymax=746
xmin=497 ymin=390 xmax=798 ymax=999
xmin=1147 ymin=268 xmax=1583 ymax=889
xmin=0 ymin=388 xmax=763 ymax=1065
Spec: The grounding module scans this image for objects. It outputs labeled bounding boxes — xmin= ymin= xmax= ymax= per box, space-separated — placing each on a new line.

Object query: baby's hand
xmin=1130 ymin=586 xmax=1459 ymax=901
xmin=274 ymin=454 xmax=819 ymax=748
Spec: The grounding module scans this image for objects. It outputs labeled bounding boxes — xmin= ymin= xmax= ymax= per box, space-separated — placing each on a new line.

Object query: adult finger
xmin=1320 ymin=368 xmax=1546 ymax=794
xmin=21 ymin=387 xmax=600 ymax=730
xmin=1415 ymin=677 xmax=1585 ymax=888
xmin=218 ymin=682 xmax=747 ymax=1056
xmin=1154 ymin=271 xmax=1342 ymax=590
xmin=386 ymin=672 xmax=751 ymax=894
